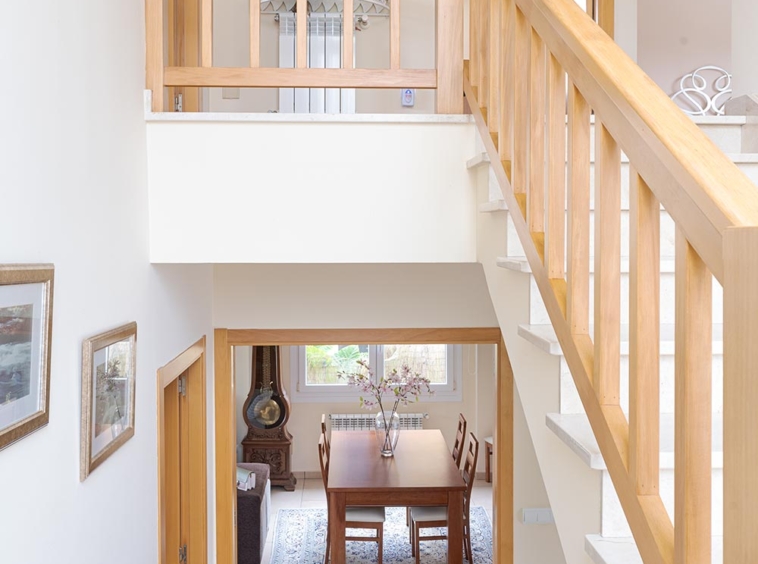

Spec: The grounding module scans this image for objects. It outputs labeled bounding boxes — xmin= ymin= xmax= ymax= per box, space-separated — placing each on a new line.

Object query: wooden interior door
xmin=168 ymin=0 xmax=202 ymax=112
xmin=159 ymin=339 xmax=208 ymax=564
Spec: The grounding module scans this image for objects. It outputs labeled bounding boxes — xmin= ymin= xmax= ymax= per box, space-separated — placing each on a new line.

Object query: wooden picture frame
xmin=0 ymin=264 xmax=54 ymax=451
xmin=80 ymin=322 xmax=137 ymax=481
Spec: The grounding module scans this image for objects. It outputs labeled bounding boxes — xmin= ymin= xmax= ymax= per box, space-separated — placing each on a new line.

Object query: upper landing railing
xmin=144 ymin=0 xmax=464 ymax=113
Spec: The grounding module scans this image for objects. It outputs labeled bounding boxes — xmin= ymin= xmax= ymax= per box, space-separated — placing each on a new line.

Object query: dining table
xmin=327 ymin=429 xmax=466 ymax=564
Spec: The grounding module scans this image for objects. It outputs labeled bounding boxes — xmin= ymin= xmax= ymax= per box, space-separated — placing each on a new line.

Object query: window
xmin=290 ymin=344 xmax=462 ymax=402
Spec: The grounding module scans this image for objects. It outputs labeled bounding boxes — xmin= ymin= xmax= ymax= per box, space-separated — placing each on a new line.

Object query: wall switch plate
xmin=401 ymin=88 xmax=415 ymax=107
xmin=521 ymin=508 xmax=555 ymax=525
xmin=222 ymin=87 xmax=241 ymax=100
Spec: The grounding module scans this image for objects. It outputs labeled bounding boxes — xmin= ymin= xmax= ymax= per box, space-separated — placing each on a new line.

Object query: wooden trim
xmin=546 ymin=52 xmax=565 ymax=279
xmin=528 ymin=27 xmax=546 ymax=234
xmin=184 ymin=0 xmax=202 ymax=112
xmin=435 ymin=0 xmax=464 ymax=113
xmin=674 ymin=231 xmax=712 ymax=564
xmin=493 ymin=337 xmax=514 ymax=564
xmin=629 ymin=169 xmax=660 ymax=494
xmin=249 ymin=0 xmax=260 ymax=67
xmin=469 ymin=0 xmax=479 ymax=89
xmin=146 ymin=0 xmax=165 ymax=111
xmin=566 ymin=82 xmax=590 ymax=335
xmin=158 ymin=337 xmax=205 ymax=389
xmin=515 ymin=0 xmax=758 ymax=283
xmin=390 ymin=0 xmax=400 ymax=70
xmin=187 ymin=349 xmax=208 ymax=563
xmin=593 ymin=122 xmax=620 ymax=405
xmin=164 ymin=67 xmax=437 ymax=88
xmin=296 ymin=0 xmax=307 ymax=69
xmin=214 ymin=329 xmax=236 ymax=564
xmin=343 ymin=0 xmax=354 ymax=70
xmin=226 ymin=327 xmax=502 ymax=346
xmin=157 ymin=337 xmax=207 ymax=564
xmin=723 ymin=227 xmax=758 ymax=563
xmin=202 ymin=0 xmax=213 ymax=67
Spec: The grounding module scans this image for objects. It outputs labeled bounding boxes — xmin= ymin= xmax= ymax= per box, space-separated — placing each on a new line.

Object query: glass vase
xmin=375 ymin=410 xmax=401 ymax=457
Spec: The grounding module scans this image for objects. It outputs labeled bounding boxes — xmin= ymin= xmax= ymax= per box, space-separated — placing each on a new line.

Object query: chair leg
xmin=409 ymin=515 xmax=414 ymax=551
xmin=324 ymin=529 xmax=330 ymax=564
xmin=414 ymin=523 xmax=421 ymax=564
xmin=377 ymin=525 xmax=383 ymax=564
xmin=464 ymin=523 xmax=473 ymax=563
xmin=406 ymin=506 xmax=410 ymax=526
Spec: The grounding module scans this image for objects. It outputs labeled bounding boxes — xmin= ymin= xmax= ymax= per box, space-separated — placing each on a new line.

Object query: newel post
xmin=145 ymin=0 xmax=165 ymax=111
xmin=436 ymin=0 xmax=464 ymax=113
xmin=723 ymin=227 xmax=758 ymax=562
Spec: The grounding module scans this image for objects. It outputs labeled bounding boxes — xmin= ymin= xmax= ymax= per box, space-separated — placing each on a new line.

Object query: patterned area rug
xmin=270 ymin=506 xmax=493 ymax=564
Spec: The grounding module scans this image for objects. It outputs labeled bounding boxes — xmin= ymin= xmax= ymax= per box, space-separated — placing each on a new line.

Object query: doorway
xmin=213 ymin=328 xmax=514 ymax=564
xmin=158 ymin=337 xmax=208 ymax=564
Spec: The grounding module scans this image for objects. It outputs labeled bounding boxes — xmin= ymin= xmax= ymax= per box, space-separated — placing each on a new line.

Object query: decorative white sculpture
xmin=671 ymin=66 xmax=732 ymax=116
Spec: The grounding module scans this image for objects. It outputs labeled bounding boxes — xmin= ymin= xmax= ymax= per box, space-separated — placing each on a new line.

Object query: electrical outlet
xmin=222 ymin=87 xmax=240 ymax=100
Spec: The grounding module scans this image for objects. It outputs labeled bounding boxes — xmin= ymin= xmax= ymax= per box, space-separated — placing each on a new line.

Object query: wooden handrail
xmin=467 ymin=0 xmax=758 ymax=561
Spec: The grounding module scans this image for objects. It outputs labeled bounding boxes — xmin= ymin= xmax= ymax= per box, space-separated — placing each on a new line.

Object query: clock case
xmin=241 ymin=345 xmax=297 ymax=491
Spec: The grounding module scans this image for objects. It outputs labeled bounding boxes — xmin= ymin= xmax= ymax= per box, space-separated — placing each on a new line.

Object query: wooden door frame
xmin=214 ymin=327 xmax=514 ymax=564
xmin=158 ymin=336 xmax=208 ymax=564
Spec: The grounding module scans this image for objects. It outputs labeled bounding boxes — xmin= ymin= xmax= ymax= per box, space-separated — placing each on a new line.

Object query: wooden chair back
xmin=321 ymin=414 xmax=330 ymax=457
xmin=462 ymin=432 xmax=479 ymax=518
xmin=318 ymin=432 xmax=330 ymax=491
xmin=452 ymin=413 xmax=467 ymax=468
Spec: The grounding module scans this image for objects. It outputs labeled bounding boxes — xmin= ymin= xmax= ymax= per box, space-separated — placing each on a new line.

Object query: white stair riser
xmin=526 ymin=267 xmax=724 ymax=326
xmin=601 ymin=469 xmax=723 ymax=538
xmin=559 ymin=354 xmax=724 ymax=415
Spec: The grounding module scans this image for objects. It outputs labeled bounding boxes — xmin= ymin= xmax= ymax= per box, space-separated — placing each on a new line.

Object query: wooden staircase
xmin=465 ymin=0 xmax=758 ymax=562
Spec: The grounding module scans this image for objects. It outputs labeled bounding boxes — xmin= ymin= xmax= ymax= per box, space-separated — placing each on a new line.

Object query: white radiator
xmin=329 ymin=413 xmax=428 ymax=431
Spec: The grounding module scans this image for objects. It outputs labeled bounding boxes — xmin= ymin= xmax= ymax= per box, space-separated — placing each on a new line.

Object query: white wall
xmin=0 ymin=3 xmax=214 ymax=564
xmin=234 ymin=344 xmax=495 ymax=473
xmin=147 ymin=117 xmax=477 ymax=263
xmin=637 ymin=0 xmax=731 ymax=94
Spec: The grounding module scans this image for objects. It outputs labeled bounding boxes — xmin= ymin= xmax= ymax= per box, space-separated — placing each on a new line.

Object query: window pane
xmin=305 ymin=344 xmax=368 ymax=385
xmin=383 ymin=344 xmax=447 ymax=384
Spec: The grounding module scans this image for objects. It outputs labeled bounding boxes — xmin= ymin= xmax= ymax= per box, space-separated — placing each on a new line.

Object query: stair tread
xmin=466 ymin=153 xmax=490 ymax=169
xmin=585 ymin=534 xmax=723 ymax=564
xmin=518 ymin=323 xmax=725 ymax=356
xmin=498 ymin=256 xmax=677 ymax=274
xmin=547 ymin=412 xmax=723 ymax=470
xmin=479 ymin=200 xmax=508 ymax=212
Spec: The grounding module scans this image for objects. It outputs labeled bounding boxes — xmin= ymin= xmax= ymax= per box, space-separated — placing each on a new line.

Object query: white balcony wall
xmin=147 ymin=113 xmax=478 ymax=263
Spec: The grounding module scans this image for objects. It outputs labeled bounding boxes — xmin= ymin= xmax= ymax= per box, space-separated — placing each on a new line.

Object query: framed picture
xmin=0 ymin=264 xmax=54 ymax=451
xmin=80 ymin=322 xmax=137 ymax=481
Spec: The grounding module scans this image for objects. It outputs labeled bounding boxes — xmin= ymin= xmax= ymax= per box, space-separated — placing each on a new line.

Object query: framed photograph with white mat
xmin=80 ymin=322 xmax=136 ymax=480
xmin=0 ymin=264 xmax=54 ymax=451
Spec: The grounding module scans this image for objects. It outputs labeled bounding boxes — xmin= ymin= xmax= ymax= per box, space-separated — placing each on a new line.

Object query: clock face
xmin=247 ymin=390 xmax=285 ymax=429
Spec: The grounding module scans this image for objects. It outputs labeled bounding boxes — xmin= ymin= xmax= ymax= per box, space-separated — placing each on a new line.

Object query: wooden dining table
xmin=327 ymin=429 xmax=466 ymax=564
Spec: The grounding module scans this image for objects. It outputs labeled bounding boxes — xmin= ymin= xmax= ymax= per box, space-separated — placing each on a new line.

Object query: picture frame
xmin=80 ymin=322 xmax=137 ymax=481
xmin=0 ymin=264 xmax=54 ymax=451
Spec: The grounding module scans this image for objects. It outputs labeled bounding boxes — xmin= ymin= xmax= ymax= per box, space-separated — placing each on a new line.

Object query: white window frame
xmin=289 ymin=344 xmax=462 ymax=403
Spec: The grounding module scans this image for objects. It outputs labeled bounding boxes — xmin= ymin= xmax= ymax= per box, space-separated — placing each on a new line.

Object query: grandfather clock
xmin=241 ymin=346 xmax=297 ymax=490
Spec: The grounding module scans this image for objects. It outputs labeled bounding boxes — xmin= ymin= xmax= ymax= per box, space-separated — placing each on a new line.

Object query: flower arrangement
xmin=338 ymin=359 xmax=433 ymax=455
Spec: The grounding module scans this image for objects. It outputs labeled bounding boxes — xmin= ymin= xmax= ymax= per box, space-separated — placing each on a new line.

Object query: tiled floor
xmin=261 ymin=476 xmax=493 ymax=563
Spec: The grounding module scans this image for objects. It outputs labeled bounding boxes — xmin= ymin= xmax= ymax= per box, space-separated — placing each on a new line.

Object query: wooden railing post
xmin=674 ymin=229 xmax=712 ymax=564
xmin=146 ymin=0 xmax=165 ymax=111
xmin=436 ymin=0 xmax=464 ymax=113
xmin=202 ymin=0 xmax=213 ymax=67
xmin=723 ymin=227 xmax=758 ymax=563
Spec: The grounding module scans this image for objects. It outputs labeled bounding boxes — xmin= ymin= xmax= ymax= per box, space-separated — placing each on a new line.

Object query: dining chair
xmin=318 ymin=433 xmax=385 ymax=564
xmin=409 ymin=432 xmax=479 ymax=564
xmin=321 ymin=414 xmax=330 ymax=457
xmin=406 ymin=413 xmax=468 ymax=526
